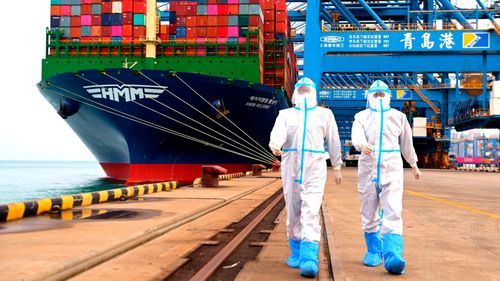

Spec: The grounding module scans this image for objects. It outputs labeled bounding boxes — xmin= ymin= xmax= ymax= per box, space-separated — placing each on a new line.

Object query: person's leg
xmin=358 ymin=163 xmax=383 ymax=266
xmin=379 ymin=175 xmax=405 ymax=274
xmin=283 ymin=174 xmax=302 ymax=268
xmin=299 ymin=161 xmax=326 ymax=277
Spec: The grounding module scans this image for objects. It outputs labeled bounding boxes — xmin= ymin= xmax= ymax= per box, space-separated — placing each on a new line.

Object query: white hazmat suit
xmin=351 ymin=80 xmax=422 ymax=274
xmin=269 ymin=77 xmax=342 ymax=278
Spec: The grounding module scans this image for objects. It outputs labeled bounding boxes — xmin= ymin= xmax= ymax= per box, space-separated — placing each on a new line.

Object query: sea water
xmin=0 ymin=161 xmax=124 ymax=204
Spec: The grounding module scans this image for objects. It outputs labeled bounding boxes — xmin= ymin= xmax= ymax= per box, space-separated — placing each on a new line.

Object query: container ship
xmin=39 ymin=0 xmax=298 ymax=184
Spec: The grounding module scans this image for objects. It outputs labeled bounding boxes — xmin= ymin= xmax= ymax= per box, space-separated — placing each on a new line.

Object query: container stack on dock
xmin=49 ymin=0 xmax=298 ymax=97
xmin=450 ymin=129 xmax=500 ymax=171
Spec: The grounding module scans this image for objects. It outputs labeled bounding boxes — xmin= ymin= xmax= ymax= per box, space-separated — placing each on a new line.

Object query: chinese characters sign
xmin=319 ymin=31 xmax=491 ymax=52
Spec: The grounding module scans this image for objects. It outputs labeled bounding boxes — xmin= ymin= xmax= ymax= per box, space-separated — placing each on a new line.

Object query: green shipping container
xmin=133 ymin=14 xmax=146 ymax=26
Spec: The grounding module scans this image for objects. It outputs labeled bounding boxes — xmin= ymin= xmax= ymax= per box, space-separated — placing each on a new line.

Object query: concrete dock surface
xmin=0 ymin=168 xmax=498 ymax=281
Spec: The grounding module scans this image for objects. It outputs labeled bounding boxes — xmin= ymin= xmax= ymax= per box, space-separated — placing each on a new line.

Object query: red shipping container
xmin=122 ymin=36 xmax=133 ymax=44
xmin=196 ymin=27 xmax=207 ymax=37
xmin=170 ymin=2 xmax=178 ymax=11
xmin=275 ymin=10 xmax=286 ymax=22
xmin=276 ymin=0 xmax=286 ymax=10
xmin=186 ymin=27 xmax=196 ymax=38
xmin=228 ymin=5 xmax=238 ymax=15
xmin=81 ymin=4 xmax=91 ymax=14
xmin=60 ymin=5 xmax=71 ymax=16
xmin=80 ymin=36 xmax=91 ymax=43
xmin=92 ymin=15 xmax=101 ymax=25
xmin=217 ymin=26 xmax=228 ymax=37
xmin=133 ymin=26 xmax=146 ymax=37
xmin=196 ymin=16 xmax=207 ymax=26
xmin=264 ymin=0 xmax=274 ymax=10
xmin=218 ymin=5 xmax=228 ymax=15
xmin=102 ymin=26 xmax=112 ymax=37
xmin=91 ymin=25 xmax=101 ymax=36
xmin=123 ymin=24 xmax=133 ymax=36
xmin=51 ymin=5 xmax=61 ymax=16
xmin=122 ymin=13 xmax=133 ymax=24
xmin=264 ymin=32 xmax=274 ymax=40
xmin=160 ymin=33 xmax=168 ymax=40
xmin=176 ymin=6 xmax=186 ymax=16
xmin=264 ymin=9 xmax=274 ymax=21
xmin=186 ymin=16 xmax=197 ymax=27
xmin=276 ymin=22 xmax=286 ymax=34
xmin=249 ymin=15 xmax=261 ymax=26
xmin=71 ymin=16 xmax=81 ymax=27
xmin=168 ymin=24 xmax=176 ymax=34
xmin=217 ymin=16 xmax=228 ymax=26
xmin=177 ymin=16 xmax=186 ymax=26
xmin=102 ymin=2 xmax=112 ymax=13
xmin=185 ymin=5 xmax=197 ymax=16
xmin=122 ymin=0 xmax=133 ymax=13
xmin=134 ymin=1 xmax=146 ymax=13
xmin=207 ymin=27 xmax=217 ymax=37
xmin=207 ymin=0 xmax=217 ymax=4
xmin=207 ymin=17 xmax=217 ymax=26
xmin=264 ymin=21 xmax=274 ymax=32
xmin=70 ymin=27 xmax=80 ymax=38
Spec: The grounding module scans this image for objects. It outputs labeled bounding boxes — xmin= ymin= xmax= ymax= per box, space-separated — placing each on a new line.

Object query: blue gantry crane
xmin=288 ymin=0 xmax=500 ymax=168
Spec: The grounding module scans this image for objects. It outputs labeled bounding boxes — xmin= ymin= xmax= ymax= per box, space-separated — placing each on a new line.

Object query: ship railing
xmin=46 ymin=28 xmax=263 ymax=58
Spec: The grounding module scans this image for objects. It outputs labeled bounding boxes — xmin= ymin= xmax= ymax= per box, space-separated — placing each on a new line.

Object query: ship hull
xmin=38 ymin=69 xmax=289 ymax=184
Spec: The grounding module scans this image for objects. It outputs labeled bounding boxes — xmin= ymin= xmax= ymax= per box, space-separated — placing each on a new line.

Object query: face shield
xmin=367 ymin=80 xmax=391 ymax=111
xmin=292 ymin=77 xmax=317 ymax=108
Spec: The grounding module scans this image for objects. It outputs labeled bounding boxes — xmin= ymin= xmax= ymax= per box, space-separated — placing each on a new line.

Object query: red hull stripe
xmin=100 ymin=163 xmax=253 ymax=185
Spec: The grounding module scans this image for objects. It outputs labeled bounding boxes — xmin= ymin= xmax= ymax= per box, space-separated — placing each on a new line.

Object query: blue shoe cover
xmin=286 ymin=239 xmax=300 ymax=268
xmin=363 ymin=232 xmax=383 ymax=267
xmin=299 ymin=241 xmax=319 ymax=278
xmin=383 ymin=234 xmax=406 ymax=274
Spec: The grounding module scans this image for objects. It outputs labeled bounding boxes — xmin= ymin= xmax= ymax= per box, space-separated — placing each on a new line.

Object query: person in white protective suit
xmin=351 ymin=80 xmax=422 ymax=274
xmin=269 ymin=77 xmax=343 ymax=278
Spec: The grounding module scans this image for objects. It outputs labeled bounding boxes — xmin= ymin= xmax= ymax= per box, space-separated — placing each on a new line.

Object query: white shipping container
xmin=413 ymin=117 xmax=427 ymax=128
xmin=112 ymin=2 xmax=122 ymax=14
xmin=492 ymin=80 xmax=500 ymax=98
xmin=413 ymin=127 xmax=427 ymax=137
xmin=490 ymin=97 xmax=500 ymax=115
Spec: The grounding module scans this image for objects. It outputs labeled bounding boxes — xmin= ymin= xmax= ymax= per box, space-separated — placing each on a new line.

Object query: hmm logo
xmin=463 ymin=32 xmax=489 ymax=48
xmin=320 ymin=36 xmax=345 ymax=43
xmin=84 ymin=84 xmax=166 ymax=102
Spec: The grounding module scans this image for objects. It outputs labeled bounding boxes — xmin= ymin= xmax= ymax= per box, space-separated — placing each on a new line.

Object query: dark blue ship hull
xmin=38 ymin=69 xmax=289 ymax=184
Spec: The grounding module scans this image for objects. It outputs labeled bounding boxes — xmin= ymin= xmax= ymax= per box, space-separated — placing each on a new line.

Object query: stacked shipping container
xmin=49 ymin=0 xmax=298 ymax=95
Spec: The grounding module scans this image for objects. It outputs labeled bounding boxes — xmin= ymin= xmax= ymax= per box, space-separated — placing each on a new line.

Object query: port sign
xmin=463 ymin=32 xmax=490 ymax=48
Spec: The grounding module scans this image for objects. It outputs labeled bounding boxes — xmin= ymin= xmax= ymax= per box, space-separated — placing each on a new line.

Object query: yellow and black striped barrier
xmin=0 ymin=181 xmax=177 ymax=223
xmin=218 ymin=172 xmax=245 ymax=180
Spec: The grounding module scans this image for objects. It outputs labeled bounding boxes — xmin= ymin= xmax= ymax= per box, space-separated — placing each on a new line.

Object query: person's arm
xmin=399 ymin=113 xmax=422 ymax=179
xmin=325 ymin=111 xmax=343 ymax=184
xmin=269 ymin=111 xmax=287 ymax=156
xmin=325 ymin=110 xmax=343 ymax=168
xmin=351 ymin=113 xmax=373 ymax=154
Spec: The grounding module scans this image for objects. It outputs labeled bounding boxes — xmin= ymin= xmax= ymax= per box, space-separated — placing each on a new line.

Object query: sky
xmin=0 ymin=0 xmax=490 ymax=161
xmin=0 ymin=1 xmax=95 ymax=161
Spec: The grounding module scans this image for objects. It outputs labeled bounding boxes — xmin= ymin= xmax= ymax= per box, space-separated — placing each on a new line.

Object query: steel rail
xmin=190 ymin=192 xmax=284 ymax=281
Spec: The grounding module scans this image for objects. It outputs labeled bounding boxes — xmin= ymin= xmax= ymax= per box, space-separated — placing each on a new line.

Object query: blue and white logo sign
xmin=462 ymin=32 xmax=490 ymax=48
xmin=320 ymin=36 xmax=345 ymax=43
xmin=85 ymin=84 xmax=166 ymax=102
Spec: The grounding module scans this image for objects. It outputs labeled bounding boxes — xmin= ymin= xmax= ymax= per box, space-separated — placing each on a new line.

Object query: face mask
xmin=292 ymin=86 xmax=317 ymax=107
xmin=368 ymin=94 xmax=391 ymax=111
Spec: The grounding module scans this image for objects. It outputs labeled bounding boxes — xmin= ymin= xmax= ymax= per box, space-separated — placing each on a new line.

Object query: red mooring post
xmin=252 ymin=164 xmax=266 ymax=176
xmin=201 ymin=165 xmax=228 ymax=187
xmin=272 ymin=162 xmax=281 ymax=172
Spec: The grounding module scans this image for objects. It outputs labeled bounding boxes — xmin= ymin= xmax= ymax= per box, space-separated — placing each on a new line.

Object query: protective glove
xmin=270 ymin=145 xmax=282 ymax=156
xmin=333 ymin=166 xmax=342 ymax=184
xmin=360 ymin=143 xmax=374 ymax=155
xmin=412 ymin=166 xmax=422 ymax=180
